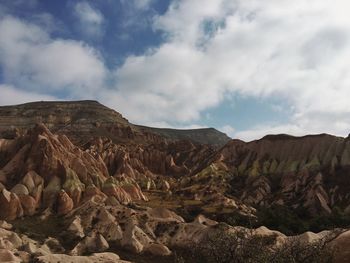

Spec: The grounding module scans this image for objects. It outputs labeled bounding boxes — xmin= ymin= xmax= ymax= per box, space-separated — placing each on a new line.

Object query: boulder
xmin=56 ymin=190 xmax=74 ymax=215
xmin=145 ymin=243 xmax=171 ymax=256
xmin=36 ymin=252 xmax=130 ymax=263
xmin=18 ymin=194 xmax=37 ymax=216
xmin=0 ymin=221 xmax=12 ymax=230
xmin=0 ymin=189 xmax=23 ymax=221
xmin=0 ymin=249 xmax=21 ymax=262
xmin=70 ymin=232 xmax=109 ymax=256
xmin=121 ymin=223 xmax=152 ymax=253
xmin=121 ymin=184 xmax=148 ymax=201
xmin=102 ymin=180 xmax=132 ymax=205
xmin=43 ymin=176 xmax=61 ymax=208
xmin=44 ymin=237 xmax=65 ymax=253
xmin=11 ymin=184 xmax=29 ymax=195
xmin=62 ymin=168 xmax=84 ymax=206
xmin=21 ymin=171 xmax=44 ymax=202
xmin=82 ymin=184 xmax=107 ymax=203
xmin=68 ymin=217 xmax=85 ymax=238
xmin=330 ymin=230 xmax=350 ymax=263
xmin=23 ymin=242 xmax=38 ymax=254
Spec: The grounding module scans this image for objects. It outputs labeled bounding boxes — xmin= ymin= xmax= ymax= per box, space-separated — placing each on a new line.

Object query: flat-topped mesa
xmin=0 ymin=100 xmax=134 ymax=143
xmin=136 ymin=125 xmax=231 ymax=147
xmin=0 ymin=100 xmax=129 ymax=127
xmin=0 ymin=100 xmax=231 ymax=147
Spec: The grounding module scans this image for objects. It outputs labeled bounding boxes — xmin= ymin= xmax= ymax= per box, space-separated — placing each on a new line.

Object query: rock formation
xmin=1 ymin=100 xmax=350 ymax=262
xmin=0 ymin=123 xmax=146 ymax=220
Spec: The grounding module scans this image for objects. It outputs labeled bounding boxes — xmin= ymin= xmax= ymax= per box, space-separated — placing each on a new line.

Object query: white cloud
xmin=118 ymin=0 xmax=155 ymax=29
xmin=110 ymin=0 xmax=350 ymax=139
xmin=73 ymin=1 xmax=104 ymax=37
xmin=234 ymin=124 xmax=306 ymax=142
xmin=1 ymin=0 xmax=350 ymax=141
xmin=0 ymin=84 xmax=56 ymax=105
xmin=133 ymin=0 xmax=154 ymax=10
xmin=221 ymin=125 xmax=235 ymax=137
xmin=0 ymin=16 xmax=106 ymax=97
xmin=119 ymin=0 xmax=153 ymax=11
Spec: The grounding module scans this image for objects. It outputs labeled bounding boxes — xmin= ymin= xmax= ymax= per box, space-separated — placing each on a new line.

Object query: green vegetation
xmin=255 ymin=205 xmax=350 ymax=235
xmin=12 ymin=215 xmax=64 ymax=242
xmin=138 ymin=190 xmax=350 ymax=236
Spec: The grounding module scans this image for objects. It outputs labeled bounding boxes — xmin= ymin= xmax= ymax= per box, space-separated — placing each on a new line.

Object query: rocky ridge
xmin=1 ymin=101 xmax=350 ymax=262
xmin=0 ymin=123 xmax=147 ymax=221
xmin=196 ymin=134 xmax=350 ymax=215
xmin=0 ymin=100 xmax=230 ymax=147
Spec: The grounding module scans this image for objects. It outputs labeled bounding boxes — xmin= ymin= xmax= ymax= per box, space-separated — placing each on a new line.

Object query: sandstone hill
xmin=136 ymin=125 xmax=231 ymax=147
xmin=205 ymin=133 xmax=350 ymax=215
xmin=0 ymin=100 xmax=230 ymax=147
xmin=0 ymin=100 xmax=350 ymax=262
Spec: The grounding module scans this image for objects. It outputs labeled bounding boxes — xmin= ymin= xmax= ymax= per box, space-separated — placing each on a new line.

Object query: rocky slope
xmin=0 ymin=123 xmax=147 ymax=221
xmin=1 ymin=100 xmax=350 ymax=262
xmin=2 ymin=101 xmax=350 ymax=219
xmin=0 ymin=218 xmax=131 ymax=262
xmin=1 ymin=204 xmax=350 ymax=263
xmin=136 ymin=125 xmax=231 ymax=147
xmin=191 ymin=133 xmax=350 ymax=216
xmin=0 ymin=101 xmax=230 ymax=147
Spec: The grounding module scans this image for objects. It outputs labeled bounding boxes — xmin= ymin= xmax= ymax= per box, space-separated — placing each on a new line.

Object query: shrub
xmin=178 ymin=223 xmax=339 ymax=263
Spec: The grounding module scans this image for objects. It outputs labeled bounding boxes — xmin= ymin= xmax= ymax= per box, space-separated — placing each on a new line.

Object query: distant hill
xmin=136 ymin=125 xmax=231 ymax=147
xmin=0 ymin=100 xmax=230 ymax=146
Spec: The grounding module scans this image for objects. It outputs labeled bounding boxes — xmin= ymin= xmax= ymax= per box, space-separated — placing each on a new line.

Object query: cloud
xmin=0 ymin=84 xmax=56 ymax=105
xmin=73 ymin=1 xmax=105 ymax=37
xmin=118 ymin=0 xmax=155 ymax=29
xmin=110 ymin=0 xmax=350 ymax=138
xmin=0 ymin=16 xmax=106 ymax=97
xmin=234 ymin=124 xmax=306 ymax=142
xmin=107 ymin=43 xmax=223 ymax=125
xmin=1 ymin=0 xmax=350 ymax=141
xmin=0 ymin=0 xmax=38 ymax=18
xmin=119 ymin=0 xmax=154 ymax=11
xmin=221 ymin=125 xmax=235 ymax=137
xmin=132 ymin=0 xmax=154 ymax=10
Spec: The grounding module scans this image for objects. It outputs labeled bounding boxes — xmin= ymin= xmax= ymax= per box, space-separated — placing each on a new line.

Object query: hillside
xmin=136 ymin=125 xmax=231 ymax=147
xmin=0 ymin=101 xmax=350 ymax=262
xmin=0 ymin=100 xmax=230 ymax=147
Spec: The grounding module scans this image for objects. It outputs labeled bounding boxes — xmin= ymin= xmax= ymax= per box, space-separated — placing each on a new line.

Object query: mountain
xmin=0 ymin=100 xmax=230 ymax=147
xmin=1 ymin=100 xmax=350 ymax=262
xmin=2 ymin=100 xmax=350 ymax=219
xmin=136 ymin=125 xmax=231 ymax=147
xmin=204 ymin=133 xmax=350 ymax=215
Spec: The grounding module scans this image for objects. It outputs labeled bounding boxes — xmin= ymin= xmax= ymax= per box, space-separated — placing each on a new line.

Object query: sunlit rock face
xmin=2 ymin=100 xmax=350 ymax=262
xmin=0 ymin=123 xmax=146 ymax=220
xmin=2 ymin=100 xmax=350 ymax=218
xmin=195 ymin=133 xmax=350 ymax=215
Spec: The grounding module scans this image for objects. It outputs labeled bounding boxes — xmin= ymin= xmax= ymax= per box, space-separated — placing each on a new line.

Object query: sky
xmin=0 ymin=0 xmax=350 ymax=141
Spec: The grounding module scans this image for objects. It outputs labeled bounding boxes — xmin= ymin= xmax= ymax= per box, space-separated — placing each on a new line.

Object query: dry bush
xmin=177 ymin=223 xmax=341 ymax=263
